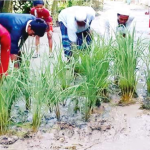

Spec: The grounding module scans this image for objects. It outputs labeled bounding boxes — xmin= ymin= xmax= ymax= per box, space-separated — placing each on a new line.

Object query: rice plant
xmin=113 ymin=29 xmax=142 ymax=104
xmin=0 ymin=73 xmax=21 ymax=134
xmin=140 ymin=42 xmax=150 ymax=109
xmin=74 ymin=36 xmax=111 ymax=121
xmin=31 ymin=73 xmax=46 ymax=132
xmin=92 ymin=36 xmax=112 ymax=100
xmin=30 ymin=54 xmax=53 ymax=131
xmin=47 ymin=53 xmax=76 ymax=120
xmin=30 ymin=54 xmax=62 ymax=123
xmin=54 ymin=50 xmax=75 ymax=91
xmin=0 ymin=48 xmax=33 ymax=134
xmin=143 ymin=42 xmax=150 ymax=95
xmin=18 ymin=44 xmax=34 ymax=110
xmin=0 ymin=80 xmax=9 ymax=135
xmin=41 ymin=62 xmax=61 ymax=120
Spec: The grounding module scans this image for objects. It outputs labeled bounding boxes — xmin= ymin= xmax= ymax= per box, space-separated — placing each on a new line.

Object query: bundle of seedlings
xmin=51 ymin=50 xmax=76 ymax=119
xmin=30 ymin=55 xmax=55 ymax=131
xmin=92 ymin=36 xmax=112 ymax=102
xmin=18 ymin=50 xmax=33 ymax=110
xmin=41 ymin=60 xmax=62 ymax=121
xmin=143 ymin=42 xmax=150 ymax=96
xmin=0 ymin=73 xmax=21 ymax=135
xmin=141 ymin=42 xmax=150 ymax=109
xmin=113 ymin=29 xmax=142 ymax=105
xmin=73 ymin=37 xmax=111 ymax=121
xmin=54 ymin=50 xmax=75 ymax=91
xmin=31 ymin=70 xmax=48 ymax=132
xmin=30 ymin=49 xmax=75 ymax=130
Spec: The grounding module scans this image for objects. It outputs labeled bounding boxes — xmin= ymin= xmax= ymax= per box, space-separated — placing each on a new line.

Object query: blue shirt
xmin=0 ymin=13 xmax=35 ymax=54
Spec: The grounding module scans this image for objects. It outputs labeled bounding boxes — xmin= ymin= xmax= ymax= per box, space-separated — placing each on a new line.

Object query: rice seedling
xmin=113 ymin=29 xmax=142 ymax=104
xmin=30 ymin=54 xmax=62 ymax=124
xmin=19 ymin=56 xmax=32 ymax=110
xmin=40 ymin=61 xmax=61 ymax=119
xmin=54 ymin=50 xmax=75 ymax=91
xmin=146 ymin=72 xmax=150 ymax=95
xmin=18 ymin=43 xmax=34 ymax=110
xmin=47 ymin=52 xmax=76 ymax=120
xmin=31 ymin=72 xmax=46 ymax=132
xmin=73 ymin=36 xmax=111 ymax=121
xmin=78 ymin=82 xmax=97 ymax=121
xmin=92 ymin=36 xmax=112 ymax=100
xmin=140 ymin=41 xmax=150 ymax=109
xmin=30 ymin=53 xmax=54 ymax=131
xmin=142 ymin=42 xmax=150 ymax=96
xmin=0 ymin=79 xmax=9 ymax=135
xmin=0 ymin=73 xmax=21 ymax=134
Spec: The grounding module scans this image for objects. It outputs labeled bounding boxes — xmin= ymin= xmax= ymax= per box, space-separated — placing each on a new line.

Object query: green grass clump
xmin=113 ymin=29 xmax=142 ymax=104
xmin=143 ymin=43 xmax=150 ymax=96
xmin=74 ymin=36 xmax=111 ymax=121
xmin=0 ymin=74 xmax=21 ymax=134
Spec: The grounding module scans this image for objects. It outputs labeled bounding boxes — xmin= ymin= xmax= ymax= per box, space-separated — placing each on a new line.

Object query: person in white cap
xmin=58 ymin=6 xmax=95 ymax=58
xmin=100 ymin=8 xmax=135 ymax=38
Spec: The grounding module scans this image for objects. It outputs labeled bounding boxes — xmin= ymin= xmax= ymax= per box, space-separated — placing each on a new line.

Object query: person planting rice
xmin=100 ymin=8 xmax=138 ymax=99
xmin=100 ymin=8 xmax=135 ymax=38
xmin=0 ymin=13 xmax=48 ymax=68
xmin=0 ymin=24 xmax=10 ymax=77
xmin=58 ymin=6 xmax=95 ymax=60
xmin=31 ymin=0 xmax=53 ymax=58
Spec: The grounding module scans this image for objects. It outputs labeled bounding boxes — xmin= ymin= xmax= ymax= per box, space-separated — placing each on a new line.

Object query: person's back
xmin=58 ymin=6 xmax=95 ymax=58
xmin=0 ymin=13 xmax=47 ymax=68
xmin=30 ymin=7 xmax=52 ymax=23
xmin=59 ymin=6 xmax=95 ymax=28
xmin=0 ymin=13 xmax=35 ymax=54
xmin=58 ymin=6 xmax=95 ymax=42
xmin=0 ymin=13 xmax=35 ymax=33
xmin=0 ymin=24 xmax=10 ymax=76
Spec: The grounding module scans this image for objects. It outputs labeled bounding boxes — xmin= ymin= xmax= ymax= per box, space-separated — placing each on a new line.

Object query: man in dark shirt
xmin=0 ymin=13 xmax=48 ymax=68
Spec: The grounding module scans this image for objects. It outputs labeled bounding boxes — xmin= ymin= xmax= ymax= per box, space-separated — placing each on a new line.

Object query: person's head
xmin=27 ymin=18 xmax=48 ymax=37
xmin=33 ymin=0 xmax=44 ymax=9
xmin=117 ymin=14 xmax=129 ymax=25
xmin=117 ymin=9 xmax=130 ymax=25
xmin=75 ymin=11 xmax=87 ymax=27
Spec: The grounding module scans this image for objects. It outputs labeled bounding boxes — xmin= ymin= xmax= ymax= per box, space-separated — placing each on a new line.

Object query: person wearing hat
xmin=100 ymin=9 xmax=135 ymax=38
xmin=0 ymin=13 xmax=48 ymax=68
xmin=58 ymin=6 xmax=95 ymax=58
xmin=0 ymin=24 xmax=10 ymax=77
xmin=31 ymin=0 xmax=53 ymax=58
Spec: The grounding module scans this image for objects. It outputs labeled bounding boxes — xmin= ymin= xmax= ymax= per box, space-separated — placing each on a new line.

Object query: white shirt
xmin=58 ymin=6 xmax=95 ymax=42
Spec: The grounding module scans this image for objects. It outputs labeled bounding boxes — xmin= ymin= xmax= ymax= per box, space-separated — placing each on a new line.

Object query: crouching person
xmin=100 ymin=8 xmax=135 ymax=39
xmin=58 ymin=6 xmax=95 ymax=59
xmin=0 ymin=13 xmax=48 ymax=68
xmin=31 ymin=0 xmax=53 ymax=58
xmin=0 ymin=24 xmax=10 ymax=77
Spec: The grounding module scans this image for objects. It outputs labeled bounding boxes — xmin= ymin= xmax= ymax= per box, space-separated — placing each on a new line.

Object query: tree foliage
xmin=13 ymin=0 xmax=33 ymax=13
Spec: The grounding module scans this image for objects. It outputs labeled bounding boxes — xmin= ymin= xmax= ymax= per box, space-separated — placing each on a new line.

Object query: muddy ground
xmin=1 ymin=1 xmax=150 ymax=150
